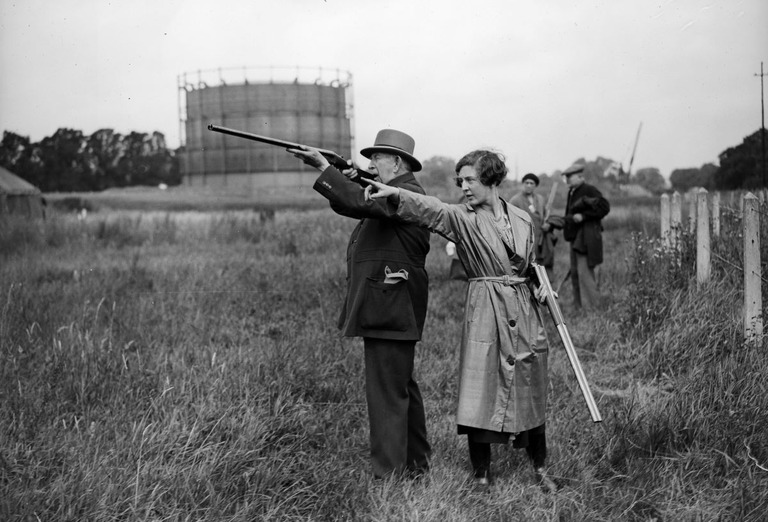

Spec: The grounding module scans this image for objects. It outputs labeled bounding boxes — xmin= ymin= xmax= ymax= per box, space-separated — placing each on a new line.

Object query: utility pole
xmin=756 ymin=62 xmax=766 ymax=187
xmin=627 ymin=122 xmax=643 ymax=179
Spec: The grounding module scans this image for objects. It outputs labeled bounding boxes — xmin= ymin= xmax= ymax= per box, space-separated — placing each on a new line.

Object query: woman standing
xmin=364 ymin=150 xmax=556 ymax=491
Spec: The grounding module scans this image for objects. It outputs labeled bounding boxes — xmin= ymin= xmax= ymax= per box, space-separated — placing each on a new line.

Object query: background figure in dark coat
xmin=289 ymin=130 xmax=431 ymax=479
xmin=562 ymin=164 xmax=610 ymax=310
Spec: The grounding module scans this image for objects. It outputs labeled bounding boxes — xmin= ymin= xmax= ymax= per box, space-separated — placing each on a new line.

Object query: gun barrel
xmin=533 ymin=264 xmax=602 ymax=423
xmin=207 ymin=123 xmax=377 ymax=186
xmin=556 ymin=323 xmax=603 ymax=422
xmin=544 ymin=182 xmax=558 ymax=220
xmin=207 ymin=124 xmax=337 ymax=157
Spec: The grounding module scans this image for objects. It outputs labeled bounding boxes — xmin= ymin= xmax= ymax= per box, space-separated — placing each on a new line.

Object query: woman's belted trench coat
xmin=394 ymin=191 xmax=549 ymax=434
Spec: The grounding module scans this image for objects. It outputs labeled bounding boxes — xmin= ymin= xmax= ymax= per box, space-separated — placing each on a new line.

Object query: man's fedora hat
xmin=360 ymin=129 xmax=422 ymax=172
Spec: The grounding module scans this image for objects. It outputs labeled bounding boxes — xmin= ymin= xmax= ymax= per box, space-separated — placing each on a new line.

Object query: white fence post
xmin=688 ymin=192 xmax=697 ymax=233
xmin=660 ymin=194 xmax=671 ymax=247
xmin=743 ymin=193 xmax=763 ymax=345
xmin=671 ymin=191 xmax=682 ymax=248
xmin=696 ymin=189 xmax=711 ymax=287
xmin=712 ymin=192 xmax=720 ymax=238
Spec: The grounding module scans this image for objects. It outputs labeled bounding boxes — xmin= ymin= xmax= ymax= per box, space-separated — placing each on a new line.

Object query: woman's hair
xmin=455 ymin=150 xmax=508 ymax=187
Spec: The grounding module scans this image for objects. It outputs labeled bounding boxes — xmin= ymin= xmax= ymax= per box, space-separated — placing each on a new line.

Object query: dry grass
xmin=1 ymin=194 xmax=766 ymax=521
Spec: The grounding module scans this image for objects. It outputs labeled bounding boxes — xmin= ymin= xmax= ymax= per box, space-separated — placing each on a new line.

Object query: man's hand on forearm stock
xmin=288 ymin=146 xmax=331 ymax=172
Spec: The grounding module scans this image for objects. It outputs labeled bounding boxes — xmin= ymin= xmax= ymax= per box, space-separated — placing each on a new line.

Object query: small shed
xmin=0 ymin=166 xmax=45 ymax=219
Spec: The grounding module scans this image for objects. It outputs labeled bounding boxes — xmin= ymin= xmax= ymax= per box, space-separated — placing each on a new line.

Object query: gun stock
xmin=207 ymin=124 xmax=376 ymax=186
xmin=533 ymin=263 xmax=602 ymax=422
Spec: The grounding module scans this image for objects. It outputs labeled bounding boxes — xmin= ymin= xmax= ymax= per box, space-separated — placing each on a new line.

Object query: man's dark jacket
xmin=314 ymin=167 xmax=430 ymax=340
xmin=564 ymin=182 xmax=610 ymax=268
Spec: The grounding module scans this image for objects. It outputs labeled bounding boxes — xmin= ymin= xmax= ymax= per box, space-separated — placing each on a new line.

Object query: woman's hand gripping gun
xmin=533 ymin=263 xmax=603 ymax=423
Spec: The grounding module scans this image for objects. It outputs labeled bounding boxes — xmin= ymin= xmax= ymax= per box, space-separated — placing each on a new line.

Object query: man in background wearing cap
xmin=562 ymin=164 xmax=610 ymax=310
xmin=509 ymin=173 xmax=556 ymax=281
xmin=289 ymin=130 xmax=431 ymax=480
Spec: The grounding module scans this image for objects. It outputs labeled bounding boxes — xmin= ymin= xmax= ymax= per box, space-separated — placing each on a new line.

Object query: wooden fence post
xmin=660 ymin=194 xmax=671 ymax=247
xmin=671 ymin=191 xmax=682 ymax=248
xmin=712 ymin=192 xmax=720 ymax=238
xmin=743 ymin=193 xmax=763 ymax=345
xmin=696 ymin=189 xmax=710 ymax=287
xmin=688 ymin=192 xmax=697 ymax=233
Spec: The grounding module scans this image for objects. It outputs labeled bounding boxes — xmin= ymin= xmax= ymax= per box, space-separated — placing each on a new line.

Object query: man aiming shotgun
xmin=207 ymin=124 xmax=376 ymax=186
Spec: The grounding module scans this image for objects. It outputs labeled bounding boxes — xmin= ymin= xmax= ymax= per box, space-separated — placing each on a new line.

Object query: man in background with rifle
xmin=509 ymin=173 xmax=559 ymax=282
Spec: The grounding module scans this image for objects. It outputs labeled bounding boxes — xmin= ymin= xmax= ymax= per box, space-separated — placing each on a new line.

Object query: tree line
xmin=418 ymin=129 xmax=767 ymax=197
xmin=670 ymin=128 xmax=767 ymax=192
xmin=0 ymin=128 xmax=180 ymax=192
xmin=2 ymin=127 xmax=764 ymax=194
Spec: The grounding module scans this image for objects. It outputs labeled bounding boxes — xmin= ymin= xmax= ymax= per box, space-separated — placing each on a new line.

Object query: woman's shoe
xmin=534 ymin=467 xmax=558 ymax=493
xmin=473 ymin=470 xmax=492 ymax=492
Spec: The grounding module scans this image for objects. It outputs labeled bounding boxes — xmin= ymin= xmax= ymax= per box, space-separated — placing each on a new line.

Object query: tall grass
xmin=1 ymin=199 xmax=766 ymax=521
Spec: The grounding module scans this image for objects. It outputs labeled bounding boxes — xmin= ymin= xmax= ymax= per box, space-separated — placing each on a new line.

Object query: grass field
xmin=1 ymin=188 xmax=766 ymax=521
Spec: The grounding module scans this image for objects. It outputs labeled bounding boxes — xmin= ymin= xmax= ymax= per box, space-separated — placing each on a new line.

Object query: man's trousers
xmin=570 ymin=248 xmax=601 ymax=310
xmin=363 ymin=338 xmax=431 ymax=478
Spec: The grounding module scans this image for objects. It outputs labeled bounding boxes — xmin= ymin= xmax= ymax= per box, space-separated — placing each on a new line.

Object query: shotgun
xmin=538 ymin=181 xmax=559 ymax=249
xmin=207 ymin=124 xmax=376 ymax=186
xmin=533 ymin=263 xmax=602 ymax=422
xmin=543 ymin=182 xmax=558 ymax=221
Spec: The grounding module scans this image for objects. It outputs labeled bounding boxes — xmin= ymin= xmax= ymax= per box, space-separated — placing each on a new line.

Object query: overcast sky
xmin=1 ymin=0 xmax=766 ymax=178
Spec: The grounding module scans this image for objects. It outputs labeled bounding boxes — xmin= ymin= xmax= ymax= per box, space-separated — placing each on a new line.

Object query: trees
xmin=114 ymin=131 xmax=179 ymax=188
xmin=416 ymin=155 xmax=458 ymax=200
xmin=0 ymin=132 xmax=44 ymax=189
xmin=87 ymin=129 xmax=124 ymax=191
xmin=667 ymin=129 xmax=768 ymax=191
xmin=713 ymin=129 xmax=766 ymax=190
xmin=36 ymin=128 xmax=89 ymax=191
xmin=670 ymin=164 xmax=717 ymax=192
xmin=0 ymin=128 xmax=180 ymax=192
xmin=632 ymin=167 xmax=666 ymax=195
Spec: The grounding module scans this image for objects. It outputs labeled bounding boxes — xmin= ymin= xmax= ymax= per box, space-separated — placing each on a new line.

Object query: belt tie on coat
xmin=468 ymin=275 xmax=527 ymax=286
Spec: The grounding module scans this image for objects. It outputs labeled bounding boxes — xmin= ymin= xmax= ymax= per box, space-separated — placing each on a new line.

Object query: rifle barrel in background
xmin=207 ymin=124 xmax=376 ymax=186
xmin=544 ymin=182 xmax=558 ymax=220
xmin=533 ymin=263 xmax=602 ymax=423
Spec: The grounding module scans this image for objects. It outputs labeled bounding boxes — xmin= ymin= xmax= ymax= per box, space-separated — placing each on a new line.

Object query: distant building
xmin=0 ymin=166 xmax=45 ymax=219
xmin=177 ymin=66 xmax=354 ymax=192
